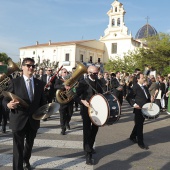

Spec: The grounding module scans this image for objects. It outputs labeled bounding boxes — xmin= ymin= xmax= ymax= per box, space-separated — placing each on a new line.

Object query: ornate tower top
xmin=100 ymin=0 xmax=131 ymax=41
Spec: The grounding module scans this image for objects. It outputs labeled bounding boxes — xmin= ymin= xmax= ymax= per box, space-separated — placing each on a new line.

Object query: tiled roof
xmin=20 ymin=39 xmax=96 ymax=49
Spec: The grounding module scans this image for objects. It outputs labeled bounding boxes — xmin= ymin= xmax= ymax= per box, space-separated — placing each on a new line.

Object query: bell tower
xmin=100 ymin=0 xmax=131 ymax=40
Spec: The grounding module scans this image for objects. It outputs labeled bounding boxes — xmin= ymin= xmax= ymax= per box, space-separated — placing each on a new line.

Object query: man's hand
xmin=48 ymin=82 xmax=52 ymax=86
xmin=81 ymin=100 xmax=89 ymax=107
xmin=65 ymin=85 xmax=71 ymax=90
xmin=151 ymin=96 xmax=155 ymax=102
xmin=134 ymin=104 xmax=141 ymax=109
xmin=7 ymin=99 xmax=19 ymax=109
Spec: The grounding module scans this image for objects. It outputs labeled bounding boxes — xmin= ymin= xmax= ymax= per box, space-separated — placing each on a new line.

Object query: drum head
xmin=142 ymin=103 xmax=160 ymax=119
xmin=88 ymin=94 xmax=109 ymax=126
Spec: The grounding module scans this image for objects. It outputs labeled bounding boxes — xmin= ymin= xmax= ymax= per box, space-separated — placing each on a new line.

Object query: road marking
xmin=0 ymin=154 xmax=93 ymax=170
xmin=0 ymin=137 xmax=83 ymax=149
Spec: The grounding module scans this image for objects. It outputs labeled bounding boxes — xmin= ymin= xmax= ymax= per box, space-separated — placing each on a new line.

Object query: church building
xmin=19 ymin=0 xmax=157 ymax=71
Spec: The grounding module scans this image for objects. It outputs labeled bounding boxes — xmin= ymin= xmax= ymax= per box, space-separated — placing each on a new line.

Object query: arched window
xmin=117 ymin=18 xmax=120 ymax=26
xmin=115 ymin=7 xmax=117 ymax=12
xmin=112 ymin=19 xmax=115 ymax=26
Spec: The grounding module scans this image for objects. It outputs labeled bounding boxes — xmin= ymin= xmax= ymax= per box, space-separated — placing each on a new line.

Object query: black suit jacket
xmin=75 ymin=78 xmax=103 ymax=103
xmin=54 ymin=76 xmax=65 ymax=91
xmin=75 ymin=78 xmax=103 ymax=120
xmin=3 ymin=76 xmax=46 ymax=131
xmin=100 ymin=78 xmax=111 ymax=92
xmin=111 ymin=78 xmax=124 ymax=99
xmin=41 ymin=74 xmax=56 ymax=92
xmin=126 ymin=83 xmax=150 ymax=108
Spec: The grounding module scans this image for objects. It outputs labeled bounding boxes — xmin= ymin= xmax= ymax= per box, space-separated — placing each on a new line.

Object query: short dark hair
xmin=110 ymin=73 xmax=116 ymax=77
xmin=136 ymin=73 xmax=143 ymax=80
xmin=22 ymin=58 xmax=35 ymax=66
xmin=115 ymin=71 xmax=120 ymax=75
xmin=134 ymin=68 xmax=140 ymax=73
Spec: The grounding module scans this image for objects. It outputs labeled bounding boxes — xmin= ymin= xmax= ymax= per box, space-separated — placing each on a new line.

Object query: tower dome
xmin=135 ymin=24 xmax=157 ymax=39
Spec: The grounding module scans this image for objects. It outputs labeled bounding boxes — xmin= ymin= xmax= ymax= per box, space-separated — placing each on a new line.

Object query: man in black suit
xmin=0 ymin=61 xmax=8 ymax=133
xmin=41 ymin=67 xmax=55 ymax=103
xmin=100 ymin=72 xmax=111 ymax=92
xmin=126 ymin=73 xmax=151 ymax=150
xmin=75 ymin=65 xmax=103 ymax=165
xmin=54 ymin=68 xmax=74 ymax=135
xmin=3 ymin=58 xmax=46 ymax=170
xmin=40 ymin=67 xmax=56 ymax=121
xmin=132 ymin=68 xmax=141 ymax=85
xmin=111 ymin=71 xmax=124 ymax=105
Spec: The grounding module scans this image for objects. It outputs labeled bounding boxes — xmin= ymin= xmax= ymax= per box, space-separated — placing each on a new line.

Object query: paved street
xmin=0 ymin=100 xmax=170 ymax=170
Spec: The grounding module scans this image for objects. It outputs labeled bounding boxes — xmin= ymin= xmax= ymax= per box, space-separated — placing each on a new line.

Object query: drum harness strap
xmin=84 ymin=79 xmax=106 ymax=94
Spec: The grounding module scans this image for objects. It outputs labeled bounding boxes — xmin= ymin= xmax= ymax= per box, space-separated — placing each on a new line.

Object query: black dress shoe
xmin=42 ymin=118 xmax=47 ymax=121
xmin=1 ymin=129 xmax=6 ymax=133
xmin=129 ymin=137 xmax=137 ymax=143
xmin=23 ymin=161 xmax=32 ymax=170
xmin=60 ymin=130 xmax=66 ymax=135
xmin=86 ymin=153 xmax=93 ymax=165
xmin=138 ymin=144 xmax=149 ymax=150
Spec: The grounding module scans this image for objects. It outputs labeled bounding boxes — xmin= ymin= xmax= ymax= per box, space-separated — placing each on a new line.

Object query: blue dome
xmin=135 ymin=24 xmax=157 ymax=39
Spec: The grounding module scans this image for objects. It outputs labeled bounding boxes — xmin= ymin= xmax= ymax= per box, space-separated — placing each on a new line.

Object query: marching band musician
xmin=0 ymin=61 xmax=8 ymax=133
xmin=111 ymin=71 xmax=125 ymax=105
xmin=74 ymin=65 xmax=103 ymax=165
xmin=54 ymin=68 xmax=74 ymax=135
xmin=126 ymin=73 xmax=153 ymax=150
xmin=41 ymin=67 xmax=56 ymax=121
xmin=38 ymin=68 xmax=44 ymax=80
xmin=100 ymin=72 xmax=112 ymax=92
xmin=3 ymin=58 xmax=46 ymax=170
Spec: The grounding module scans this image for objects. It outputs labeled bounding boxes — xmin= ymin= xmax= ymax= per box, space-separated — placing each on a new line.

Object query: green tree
xmin=105 ymin=32 xmax=170 ymax=75
xmin=104 ymin=55 xmax=136 ymax=73
xmin=128 ymin=32 xmax=170 ymax=75
xmin=0 ymin=53 xmax=9 ymax=64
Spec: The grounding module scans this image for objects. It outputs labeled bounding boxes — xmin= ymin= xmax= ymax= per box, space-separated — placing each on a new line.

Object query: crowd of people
xmin=0 ymin=58 xmax=170 ymax=169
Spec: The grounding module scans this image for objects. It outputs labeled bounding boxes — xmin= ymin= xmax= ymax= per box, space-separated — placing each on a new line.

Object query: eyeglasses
xmin=48 ymin=70 xmax=52 ymax=71
xmin=90 ymin=72 xmax=98 ymax=75
xmin=24 ymin=64 xmax=35 ymax=68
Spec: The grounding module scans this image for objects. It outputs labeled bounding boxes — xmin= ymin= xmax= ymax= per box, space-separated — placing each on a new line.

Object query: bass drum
xmin=141 ymin=103 xmax=160 ymax=119
xmin=88 ymin=93 xmax=121 ymax=126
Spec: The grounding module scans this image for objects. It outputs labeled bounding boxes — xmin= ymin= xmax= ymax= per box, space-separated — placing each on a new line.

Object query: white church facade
xmin=19 ymin=0 xmax=149 ymax=71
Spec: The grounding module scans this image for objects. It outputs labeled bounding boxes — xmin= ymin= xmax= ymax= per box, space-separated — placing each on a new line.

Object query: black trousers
xmin=74 ymin=101 xmax=79 ymax=108
xmin=130 ymin=109 xmax=145 ymax=145
xmin=45 ymin=89 xmax=54 ymax=103
xmin=59 ymin=102 xmax=73 ymax=130
xmin=81 ymin=106 xmax=99 ymax=153
xmin=0 ymin=98 xmax=8 ymax=130
xmin=12 ymin=120 xmax=37 ymax=170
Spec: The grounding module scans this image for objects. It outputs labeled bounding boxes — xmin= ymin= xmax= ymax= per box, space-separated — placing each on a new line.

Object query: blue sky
xmin=0 ymin=0 xmax=170 ymax=62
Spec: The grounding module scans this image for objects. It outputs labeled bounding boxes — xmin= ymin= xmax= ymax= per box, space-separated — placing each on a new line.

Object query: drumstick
xmin=89 ymin=104 xmax=98 ymax=115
